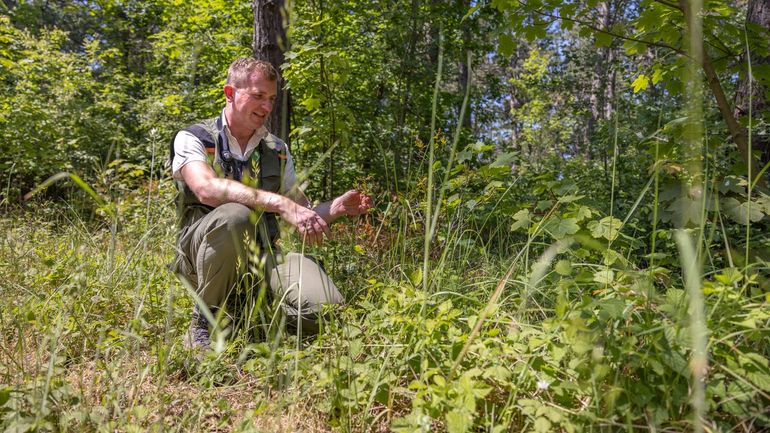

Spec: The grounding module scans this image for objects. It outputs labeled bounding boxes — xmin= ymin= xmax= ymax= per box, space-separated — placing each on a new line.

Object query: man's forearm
xmin=285 ymin=188 xmax=342 ymax=224
xmin=197 ymin=178 xmax=285 ymax=213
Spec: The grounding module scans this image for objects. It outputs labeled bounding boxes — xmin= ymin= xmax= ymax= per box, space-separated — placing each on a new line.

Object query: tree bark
xmin=584 ymin=0 xmax=617 ymax=160
xmin=253 ymin=0 xmax=289 ymax=143
xmin=734 ymin=0 xmax=770 ymax=166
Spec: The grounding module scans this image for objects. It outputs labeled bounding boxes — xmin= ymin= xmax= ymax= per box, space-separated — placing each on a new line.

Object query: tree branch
xmin=527 ymin=5 xmax=688 ymax=57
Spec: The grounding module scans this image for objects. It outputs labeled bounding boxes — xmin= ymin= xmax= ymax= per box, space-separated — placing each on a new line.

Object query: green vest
xmin=169 ymin=116 xmax=287 ymax=244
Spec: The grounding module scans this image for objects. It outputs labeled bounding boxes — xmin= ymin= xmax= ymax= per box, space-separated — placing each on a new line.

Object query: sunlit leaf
xmin=632 ymin=74 xmax=650 ymax=93
xmin=588 ymin=216 xmax=622 ymax=241
xmin=446 ymin=410 xmax=472 ymax=433
xmin=593 ymin=268 xmax=615 ymax=284
xmin=511 ymin=208 xmax=532 ymax=231
xmin=555 ymin=259 xmax=572 ymax=276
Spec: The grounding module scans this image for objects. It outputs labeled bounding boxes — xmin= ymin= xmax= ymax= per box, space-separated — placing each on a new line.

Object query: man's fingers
xmin=316 ymin=217 xmax=331 ymax=238
xmin=297 ymin=214 xmax=330 ymax=246
xmin=301 ymin=226 xmax=321 ymax=246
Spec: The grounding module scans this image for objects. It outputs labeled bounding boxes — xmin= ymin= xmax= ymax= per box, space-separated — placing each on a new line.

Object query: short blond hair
xmin=226 ymin=58 xmax=278 ymax=87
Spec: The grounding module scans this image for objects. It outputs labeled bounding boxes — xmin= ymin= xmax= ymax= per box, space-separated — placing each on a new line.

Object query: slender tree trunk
xmin=394 ymin=0 xmax=420 ymax=184
xmin=734 ymin=0 xmax=770 ymax=165
xmin=253 ymin=0 xmax=289 ymax=142
xmin=585 ymin=0 xmax=615 ymax=160
xmin=458 ymin=0 xmax=472 ymax=131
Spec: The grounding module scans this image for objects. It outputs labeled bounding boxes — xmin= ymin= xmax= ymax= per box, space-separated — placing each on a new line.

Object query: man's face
xmin=225 ymin=72 xmax=277 ymax=131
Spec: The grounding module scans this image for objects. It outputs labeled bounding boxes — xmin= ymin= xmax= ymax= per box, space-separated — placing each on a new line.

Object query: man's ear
xmin=223 ymin=84 xmax=235 ymax=102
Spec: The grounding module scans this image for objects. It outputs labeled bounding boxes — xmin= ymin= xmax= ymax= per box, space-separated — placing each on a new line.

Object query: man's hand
xmin=279 ymin=197 xmax=331 ymax=246
xmin=329 ymin=190 xmax=373 ymax=220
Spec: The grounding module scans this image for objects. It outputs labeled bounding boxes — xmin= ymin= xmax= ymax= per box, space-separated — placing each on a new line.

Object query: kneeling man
xmin=168 ymin=57 xmax=371 ymax=349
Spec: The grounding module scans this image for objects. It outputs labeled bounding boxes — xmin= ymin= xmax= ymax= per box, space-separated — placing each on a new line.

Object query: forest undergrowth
xmin=1 ymin=156 xmax=769 ymax=433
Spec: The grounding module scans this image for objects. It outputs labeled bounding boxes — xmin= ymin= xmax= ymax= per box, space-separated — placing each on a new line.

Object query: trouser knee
xmin=217 ymin=202 xmax=254 ymax=237
xmin=270 ymin=252 xmax=344 ymax=335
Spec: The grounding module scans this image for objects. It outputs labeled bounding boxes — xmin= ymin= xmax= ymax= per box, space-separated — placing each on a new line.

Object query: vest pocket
xmin=259 ymin=151 xmax=283 ymax=192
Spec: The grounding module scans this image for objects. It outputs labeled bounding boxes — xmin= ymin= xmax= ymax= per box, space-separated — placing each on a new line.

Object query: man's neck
xmin=223 ymin=108 xmax=253 ymax=153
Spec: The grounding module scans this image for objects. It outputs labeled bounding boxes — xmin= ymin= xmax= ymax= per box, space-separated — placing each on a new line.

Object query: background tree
xmin=734 ymin=0 xmax=770 ymax=165
xmin=253 ymin=0 xmax=290 ymax=141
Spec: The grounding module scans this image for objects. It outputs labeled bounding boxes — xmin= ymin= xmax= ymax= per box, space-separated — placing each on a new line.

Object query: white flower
xmin=536 ymin=379 xmax=550 ymax=390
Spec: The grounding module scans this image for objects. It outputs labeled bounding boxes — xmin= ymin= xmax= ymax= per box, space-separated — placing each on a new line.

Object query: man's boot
xmin=183 ymin=306 xmax=212 ymax=350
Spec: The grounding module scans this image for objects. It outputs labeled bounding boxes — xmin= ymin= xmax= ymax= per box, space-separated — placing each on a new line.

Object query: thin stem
xmin=744 ymin=28 xmax=753 ymax=268
xmin=422 ymin=29 xmax=443 ymax=295
xmin=429 ymin=51 xmax=472 ymax=238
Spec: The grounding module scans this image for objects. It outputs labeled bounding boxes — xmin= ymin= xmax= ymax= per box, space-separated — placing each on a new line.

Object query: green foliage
xmin=6 ymin=155 xmax=770 ymax=431
xmin=0 ymin=0 xmax=253 ymax=203
xmin=0 ymin=16 xmax=115 ymax=199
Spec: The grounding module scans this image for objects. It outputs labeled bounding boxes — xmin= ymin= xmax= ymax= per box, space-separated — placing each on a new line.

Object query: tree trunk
xmin=734 ymin=0 xmax=770 ymax=166
xmin=394 ymin=0 xmax=420 ymax=184
xmin=253 ymin=0 xmax=289 ymax=143
xmin=458 ymin=0 xmax=472 ymax=131
xmin=584 ymin=0 xmax=615 ymax=160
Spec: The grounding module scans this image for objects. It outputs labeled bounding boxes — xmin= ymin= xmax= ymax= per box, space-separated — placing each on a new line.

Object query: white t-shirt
xmin=171 ymin=112 xmax=297 ymax=194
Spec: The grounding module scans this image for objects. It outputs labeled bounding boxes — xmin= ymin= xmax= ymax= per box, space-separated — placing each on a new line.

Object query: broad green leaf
xmin=446 ymin=410 xmax=472 ymax=433
xmin=755 ymin=193 xmax=770 ymax=213
xmin=391 ymin=408 xmax=431 ymax=432
xmin=511 ymin=209 xmax=532 ymax=231
xmin=632 ymin=74 xmax=650 ymax=93
xmin=469 ymin=142 xmax=494 ymax=152
xmin=490 ymin=152 xmax=516 ymax=167
xmin=718 ymin=176 xmax=747 ymax=194
xmin=433 ymin=375 xmax=446 ymax=387
xmin=499 ymin=34 xmax=516 ymax=57
xmin=301 ymin=96 xmax=321 ymax=111
xmin=544 ymin=217 xmax=579 ymax=239
xmin=593 ymin=268 xmax=615 ymax=284
xmin=588 ymin=216 xmax=622 ymax=241
xmin=574 ymin=206 xmax=593 ymax=221
xmin=543 ymin=406 xmax=563 ymax=423
xmin=714 ymin=267 xmax=742 ymax=285
xmin=557 ymin=194 xmax=584 ymax=204
xmin=555 ymin=259 xmax=572 ymax=276
xmin=666 ymin=196 xmax=702 ymax=227
xmin=623 ymin=39 xmax=647 ymax=55
xmin=536 ymin=200 xmax=554 ymax=211
xmin=599 ymin=298 xmax=626 ymax=319
xmin=595 ymin=31 xmax=613 ymax=48
xmin=741 ymin=352 xmax=770 ymax=369
xmin=483 ymin=365 xmax=511 ymax=381
xmin=652 ymin=67 xmax=664 ymax=84
xmin=534 ymin=417 xmax=552 ymax=433
xmin=722 ymin=197 xmax=765 ymax=224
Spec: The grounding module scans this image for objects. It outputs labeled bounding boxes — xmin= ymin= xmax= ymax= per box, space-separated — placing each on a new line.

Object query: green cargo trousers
xmin=173 ymin=202 xmax=343 ymax=334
